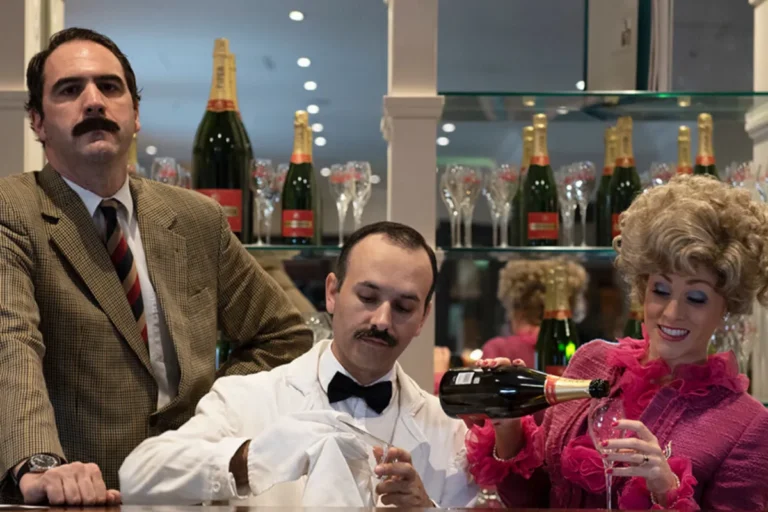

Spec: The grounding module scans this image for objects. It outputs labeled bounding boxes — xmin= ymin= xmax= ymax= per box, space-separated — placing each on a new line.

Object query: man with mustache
xmin=119 ymin=222 xmax=477 ymax=507
xmin=0 ymin=28 xmax=312 ymax=505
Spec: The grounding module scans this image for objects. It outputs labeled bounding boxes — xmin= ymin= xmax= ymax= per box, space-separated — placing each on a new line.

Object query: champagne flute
xmin=588 ymin=398 xmax=626 ymax=510
xmin=328 ymin=164 xmax=354 ymax=246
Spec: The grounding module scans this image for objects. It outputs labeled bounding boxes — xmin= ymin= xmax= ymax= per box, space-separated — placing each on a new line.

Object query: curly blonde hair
xmin=614 ymin=174 xmax=768 ymax=315
xmin=498 ymin=258 xmax=588 ymax=326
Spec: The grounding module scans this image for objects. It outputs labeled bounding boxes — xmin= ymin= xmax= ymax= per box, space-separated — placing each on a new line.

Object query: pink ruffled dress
xmin=465 ymin=328 xmax=768 ymax=510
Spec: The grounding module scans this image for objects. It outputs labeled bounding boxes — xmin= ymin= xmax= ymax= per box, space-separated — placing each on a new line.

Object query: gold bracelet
xmin=650 ymin=473 xmax=680 ymax=506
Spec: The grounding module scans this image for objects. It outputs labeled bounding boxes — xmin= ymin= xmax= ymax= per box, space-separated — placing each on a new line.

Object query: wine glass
xmin=588 ymin=398 xmax=626 ymax=510
xmin=263 ymin=163 xmax=289 ymax=245
xmin=458 ymin=166 xmax=483 ymax=248
xmin=555 ymin=165 xmax=578 ymax=247
xmin=649 ymin=162 xmax=675 ymax=187
xmin=348 ymin=161 xmax=372 ymax=231
xmin=485 ymin=165 xmax=518 ymax=248
xmin=151 ymin=157 xmax=179 ymax=186
xmin=328 ymin=164 xmax=354 ymax=246
xmin=250 ymin=159 xmax=275 ymax=246
xmin=572 ymin=161 xmax=596 ymax=247
xmin=440 ymin=166 xmax=463 ymax=248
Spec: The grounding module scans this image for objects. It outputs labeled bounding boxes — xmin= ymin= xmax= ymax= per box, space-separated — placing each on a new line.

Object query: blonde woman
xmin=466 ymin=175 xmax=768 ymax=510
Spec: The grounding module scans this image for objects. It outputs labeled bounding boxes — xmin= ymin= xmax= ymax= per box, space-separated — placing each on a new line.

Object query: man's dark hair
xmin=334 ymin=221 xmax=438 ymax=312
xmin=25 ymin=27 xmax=142 ymax=120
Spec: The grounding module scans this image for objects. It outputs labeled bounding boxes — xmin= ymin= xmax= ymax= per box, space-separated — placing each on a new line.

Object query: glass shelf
xmin=437 ymin=246 xmax=616 ymax=261
xmin=244 ymin=244 xmax=342 ymax=259
xmin=440 ymin=90 xmax=768 ymax=122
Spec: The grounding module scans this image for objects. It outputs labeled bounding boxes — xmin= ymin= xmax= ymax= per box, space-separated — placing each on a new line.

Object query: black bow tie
xmin=327 ymin=372 xmax=393 ymax=414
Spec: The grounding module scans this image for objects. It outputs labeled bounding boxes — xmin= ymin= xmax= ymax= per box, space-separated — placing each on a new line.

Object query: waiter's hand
xmin=19 ymin=462 xmax=121 ymax=506
xmin=373 ymin=447 xmax=432 ymax=507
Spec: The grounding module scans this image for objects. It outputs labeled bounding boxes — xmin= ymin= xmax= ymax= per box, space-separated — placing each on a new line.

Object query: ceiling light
xmin=307 ymin=104 xmax=319 ymax=114
xmin=320 ymin=167 xmax=331 ymax=177
xmin=556 ymin=106 xmax=569 ymax=115
xmin=315 ymin=136 xmax=327 ymax=147
xmin=370 ymin=174 xmax=381 ymax=185
xmin=437 ymin=136 xmax=450 ymax=146
xmin=442 ymin=123 xmax=456 ymax=133
xmin=311 ymin=123 xmax=323 ymax=133
xmin=575 ymin=80 xmax=585 ymax=91
xmin=677 ymin=96 xmax=691 ymax=108
xmin=304 ymin=81 xmax=317 ymax=91
xmin=289 ymin=10 xmax=304 ymax=21
xmin=146 ymin=145 xmax=157 ymax=156
xmin=297 ymin=57 xmax=311 ymax=68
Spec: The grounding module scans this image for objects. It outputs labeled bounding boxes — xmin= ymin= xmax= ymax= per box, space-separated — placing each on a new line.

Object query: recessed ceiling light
xmin=311 ymin=123 xmax=323 ymax=133
xmin=437 ymin=137 xmax=450 ymax=146
xmin=307 ymin=104 xmax=319 ymax=114
xmin=370 ymin=174 xmax=381 ymax=185
xmin=575 ymin=80 xmax=585 ymax=91
xmin=289 ymin=10 xmax=304 ymax=21
xmin=304 ymin=81 xmax=317 ymax=91
xmin=146 ymin=145 xmax=157 ymax=155
xmin=315 ymin=136 xmax=327 ymax=147
xmin=297 ymin=57 xmax=311 ymax=68
xmin=442 ymin=123 xmax=456 ymax=133
xmin=320 ymin=167 xmax=331 ymax=177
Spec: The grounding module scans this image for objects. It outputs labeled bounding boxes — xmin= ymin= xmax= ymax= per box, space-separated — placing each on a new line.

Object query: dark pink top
xmin=480 ymin=334 xmax=539 ymax=368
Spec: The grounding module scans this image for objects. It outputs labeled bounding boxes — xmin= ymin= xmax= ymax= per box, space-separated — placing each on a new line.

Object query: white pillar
xmin=0 ymin=0 xmax=64 ymax=178
xmin=746 ymin=0 xmax=768 ymax=402
xmin=382 ymin=0 xmax=444 ymax=392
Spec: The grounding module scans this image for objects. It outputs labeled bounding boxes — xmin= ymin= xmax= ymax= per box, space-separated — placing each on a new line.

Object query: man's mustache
xmin=354 ymin=327 xmax=397 ymax=347
xmin=72 ymin=117 xmax=120 ymax=137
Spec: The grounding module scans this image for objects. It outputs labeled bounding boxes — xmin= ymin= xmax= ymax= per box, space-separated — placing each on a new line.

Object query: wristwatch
xmin=12 ymin=454 xmax=63 ymax=486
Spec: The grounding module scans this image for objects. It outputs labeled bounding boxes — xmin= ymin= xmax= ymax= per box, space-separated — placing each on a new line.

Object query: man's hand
xmin=373 ymin=447 xmax=432 ymax=507
xmin=19 ymin=462 xmax=121 ymax=506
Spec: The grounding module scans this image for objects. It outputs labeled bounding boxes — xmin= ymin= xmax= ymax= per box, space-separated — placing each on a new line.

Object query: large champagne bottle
xmin=193 ymin=38 xmax=252 ymax=243
xmin=607 ymin=116 xmax=641 ymax=243
xmin=596 ymin=126 xmax=618 ymax=246
xmin=438 ymin=366 xmax=609 ymax=421
xmin=694 ymin=113 xmax=719 ymax=179
xmin=281 ymin=111 xmax=318 ymax=245
xmin=676 ymin=126 xmax=693 ymax=175
xmin=522 ymin=114 xmax=559 ymax=246
xmin=535 ymin=264 xmax=580 ymax=376
xmin=623 ymin=295 xmax=644 ymax=339
xmin=511 ymin=126 xmax=534 ymax=246
xmin=227 ymin=52 xmax=254 ymax=163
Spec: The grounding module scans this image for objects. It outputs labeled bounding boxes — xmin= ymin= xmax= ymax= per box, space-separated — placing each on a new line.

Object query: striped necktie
xmin=99 ymin=199 xmax=148 ymax=343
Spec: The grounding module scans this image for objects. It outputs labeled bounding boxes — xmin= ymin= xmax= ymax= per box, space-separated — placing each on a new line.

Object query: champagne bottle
xmin=522 ymin=114 xmax=559 ymax=246
xmin=511 ymin=126 xmax=534 ymax=246
xmin=127 ymin=133 xmax=138 ymax=175
xmin=607 ymin=116 xmax=641 ymax=243
xmin=305 ymin=123 xmax=322 ymax=244
xmin=438 ymin=366 xmax=609 ymax=421
xmin=694 ymin=113 xmax=719 ymax=179
xmin=281 ymin=111 xmax=317 ymax=245
xmin=623 ymin=295 xmax=644 ymax=339
xmin=596 ymin=126 xmax=618 ymax=246
xmin=227 ymin=52 xmax=254 ymax=163
xmin=535 ymin=264 xmax=580 ymax=376
xmin=193 ymin=38 xmax=252 ymax=243
xmin=676 ymin=126 xmax=693 ymax=175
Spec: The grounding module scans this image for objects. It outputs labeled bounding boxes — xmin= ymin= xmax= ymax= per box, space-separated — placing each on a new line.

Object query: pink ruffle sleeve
xmin=618 ymin=456 xmax=699 ymax=511
xmin=465 ymin=416 xmax=543 ymax=486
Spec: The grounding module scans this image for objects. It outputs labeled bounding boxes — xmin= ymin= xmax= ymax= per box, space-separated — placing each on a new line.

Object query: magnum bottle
xmin=522 ymin=115 xmax=559 ymax=246
xmin=227 ymin=52 xmax=254 ymax=163
xmin=596 ymin=126 xmax=618 ymax=246
xmin=623 ymin=295 xmax=644 ymax=339
xmin=281 ymin=111 xmax=318 ymax=244
xmin=511 ymin=126 xmax=534 ymax=246
xmin=694 ymin=113 xmax=719 ymax=179
xmin=535 ymin=264 xmax=580 ymax=376
xmin=607 ymin=116 xmax=641 ymax=243
xmin=676 ymin=126 xmax=693 ymax=175
xmin=193 ymin=38 xmax=252 ymax=243
xmin=438 ymin=366 xmax=609 ymax=421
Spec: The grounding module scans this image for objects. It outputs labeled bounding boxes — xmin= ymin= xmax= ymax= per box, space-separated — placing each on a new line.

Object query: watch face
xmin=29 ymin=454 xmax=60 ymax=472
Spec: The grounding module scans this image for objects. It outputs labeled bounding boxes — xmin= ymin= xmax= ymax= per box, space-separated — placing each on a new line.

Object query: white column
xmin=382 ymin=0 xmax=444 ymax=392
xmin=0 ymin=0 xmax=64 ymax=178
xmin=746 ymin=0 xmax=768 ymax=402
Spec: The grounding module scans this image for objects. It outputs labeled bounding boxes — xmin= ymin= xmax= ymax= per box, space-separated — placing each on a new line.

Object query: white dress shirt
xmin=317 ymin=343 xmax=399 ymax=447
xmin=62 ymin=176 xmax=179 ymax=409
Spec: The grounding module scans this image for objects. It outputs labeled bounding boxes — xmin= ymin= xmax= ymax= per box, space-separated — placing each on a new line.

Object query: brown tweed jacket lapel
xmin=36 ymin=166 xmax=152 ymax=373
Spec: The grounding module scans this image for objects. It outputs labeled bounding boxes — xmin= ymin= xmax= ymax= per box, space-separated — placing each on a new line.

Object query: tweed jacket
xmin=0 ymin=166 xmax=312 ymax=499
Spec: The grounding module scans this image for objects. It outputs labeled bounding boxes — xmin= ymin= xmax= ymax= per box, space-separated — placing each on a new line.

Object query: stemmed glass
xmin=328 ymin=164 xmax=355 ymax=246
xmin=250 ymin=159 xmax=275 ymax=246
xmin=555 ymin=165 xmax=578 ymax=247
xmin=572 ymin=161 xmax=596 ymax=247
xmin=440 ymin=166 xmax=463 ymax=248
xmin=588 ymin=398 xmax=626 ymax=510
xmin=348 ymin=161 xmax=372 ymax=231
xmin=459 ymin=167 xmax=483 ymax=248
xmin=727 ymin=161 xmax=762 ymax=200
xmin=649 ymin=162 xmax=675 ymax=187
xmin=485 ymin=165 xmax=518 ymax=248
xmin=151 ymin=157 xmax=179 ymax=186
xmin=261 ymin=163 xmax=288 ymax=245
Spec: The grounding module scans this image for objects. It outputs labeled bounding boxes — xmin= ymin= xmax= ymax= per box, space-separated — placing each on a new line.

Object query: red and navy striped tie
xmin=100 ymin=199 xmax=148 ymax=343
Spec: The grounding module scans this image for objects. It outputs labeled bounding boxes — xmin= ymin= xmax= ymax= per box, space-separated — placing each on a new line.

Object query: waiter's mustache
xmin=72 ymin=117 xmax=120 ymax=137
xmin=354 ymin=327 xmax=398 ymax=347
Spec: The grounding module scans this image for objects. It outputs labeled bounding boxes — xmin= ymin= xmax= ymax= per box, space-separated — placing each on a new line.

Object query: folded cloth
xmin=245 ymin=410 xmax=375 ymax=506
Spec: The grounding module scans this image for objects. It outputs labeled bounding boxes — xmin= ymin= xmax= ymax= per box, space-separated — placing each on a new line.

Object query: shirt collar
xmin=61 ymin=175 xmax=134 ymax=220
xmin=318 ymin=340 xmax=398 ymax=395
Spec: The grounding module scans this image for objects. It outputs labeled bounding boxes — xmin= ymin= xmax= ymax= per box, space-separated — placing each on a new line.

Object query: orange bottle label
xmin=197 ymin=189 xmax=241 ymax=232
xmin=528 ymin=212 xmax=559 ymax=240
xmin=282 ymin=210 xmax=314 ymax=238
xmin=612 ymin=213 xmax=621 ymax=239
